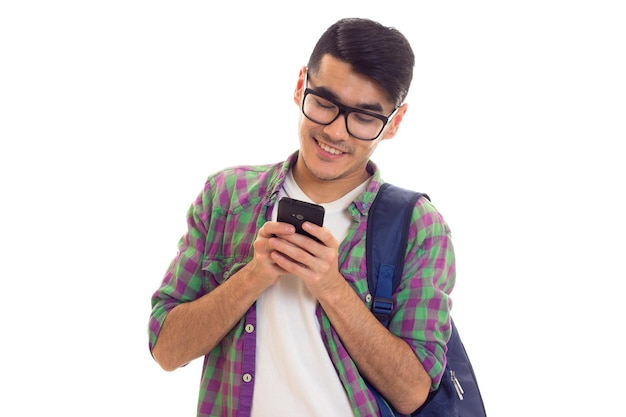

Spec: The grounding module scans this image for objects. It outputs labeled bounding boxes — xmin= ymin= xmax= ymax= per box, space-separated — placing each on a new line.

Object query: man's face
xmin=293 ymin=55 xmax=406 ymax=190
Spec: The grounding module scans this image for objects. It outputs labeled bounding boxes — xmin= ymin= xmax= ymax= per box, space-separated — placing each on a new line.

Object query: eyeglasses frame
xmin=301 ymin=71 xmax=400 ymax=141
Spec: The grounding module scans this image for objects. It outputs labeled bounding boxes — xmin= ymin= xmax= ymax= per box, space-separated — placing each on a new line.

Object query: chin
xmin=300 ymin=153 xmax=344 ymax=182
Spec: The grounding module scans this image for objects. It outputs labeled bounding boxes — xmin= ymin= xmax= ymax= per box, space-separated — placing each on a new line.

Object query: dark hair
xmin=307 ymin=18 xmax=415 ymax=107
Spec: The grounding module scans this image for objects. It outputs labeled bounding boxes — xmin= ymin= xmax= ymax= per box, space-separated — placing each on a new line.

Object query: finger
xmin=261 ymin=221 xmax=296 ymax=238
xmin=301 ymin=222 xmax=331 ymax=246
xmin=271 ymin=250 xmax=312 ymax=274
xmin=271 ymin=236 xmax=317 ymax=268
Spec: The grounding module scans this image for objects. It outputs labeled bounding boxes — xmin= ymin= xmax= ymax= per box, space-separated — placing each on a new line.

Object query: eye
xmin=313 ymin=96 xmax=335 ymax=110
xmin=352 ymin=112 xmax=380 ymax=125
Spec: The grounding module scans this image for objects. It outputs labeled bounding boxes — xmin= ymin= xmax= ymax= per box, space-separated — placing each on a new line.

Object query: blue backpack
xmin=366 ymin=183 xmax=487 ymax=417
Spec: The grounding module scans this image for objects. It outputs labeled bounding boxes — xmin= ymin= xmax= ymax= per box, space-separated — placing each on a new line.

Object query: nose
xmin=323 ymin=112 xmax=350 ymax=140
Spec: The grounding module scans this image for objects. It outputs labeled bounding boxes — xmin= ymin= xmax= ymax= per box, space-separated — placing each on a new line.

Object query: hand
xmin=270 ymin=221 xmax=344 ymax=298
xmin=242 ymin=221 xmax=298 ymax=289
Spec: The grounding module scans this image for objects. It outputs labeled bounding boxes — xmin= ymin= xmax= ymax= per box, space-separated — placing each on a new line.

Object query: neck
xmin=291 ymin=160 xmax=370 ymax=204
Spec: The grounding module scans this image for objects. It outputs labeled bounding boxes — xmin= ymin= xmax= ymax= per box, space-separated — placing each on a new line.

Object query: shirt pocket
xmin=201 ymin=257 xmax=250 ymax=288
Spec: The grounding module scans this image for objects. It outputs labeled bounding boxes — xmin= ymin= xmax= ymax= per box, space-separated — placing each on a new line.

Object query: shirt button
xmin=365 ymin=294 xmax=372 ymax=303
xmin=243 ymin=373 xmax=252 ymax=383
xmin=245 ymin=324 xmax=254 ymax=333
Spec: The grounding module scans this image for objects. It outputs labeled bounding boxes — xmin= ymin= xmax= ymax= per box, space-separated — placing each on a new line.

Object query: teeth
xmin=317 ymin=140 xmax=343 ymax=155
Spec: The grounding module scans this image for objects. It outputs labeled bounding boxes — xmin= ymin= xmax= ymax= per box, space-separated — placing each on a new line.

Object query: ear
xmin=293 ymin=66 xmax=307 ymax=106
xmin=381 ymin=103 xmax=409 ymax=140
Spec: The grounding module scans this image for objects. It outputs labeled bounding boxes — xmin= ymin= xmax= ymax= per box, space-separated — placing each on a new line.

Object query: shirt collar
xmin=268 ymin=150 xmax=386 ymax=217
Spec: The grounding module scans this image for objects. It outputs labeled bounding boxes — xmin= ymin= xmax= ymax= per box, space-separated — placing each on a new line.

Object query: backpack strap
xmin=366 ymin=183 xmax=428 ymax=325
xmin=365 ymin=183 xmax=428 ymax=416
xmin=366 ymin=184 xmax=487 ymax=417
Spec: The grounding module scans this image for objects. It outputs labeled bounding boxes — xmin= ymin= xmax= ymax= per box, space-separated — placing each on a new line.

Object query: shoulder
xmin=411 ymin=195 xmax=453 ymax=246
xmin=201 ymin=162 xmax=281 ymax=210
xmin=208 ymin=162 xmax=281 ymax=190
xmin=206 ymin=151 xmax=296 ymax=194
xmin=196 ymin=154 xmax=296 ymax=214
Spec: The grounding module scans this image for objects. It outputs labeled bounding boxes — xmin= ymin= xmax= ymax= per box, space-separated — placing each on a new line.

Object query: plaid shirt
xmin=148 ymin=151 xmax=455 ymax=417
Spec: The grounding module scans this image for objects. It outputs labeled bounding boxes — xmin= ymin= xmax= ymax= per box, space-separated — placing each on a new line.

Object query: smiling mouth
xmin=316 ymin=139 xmax=344 ymax=155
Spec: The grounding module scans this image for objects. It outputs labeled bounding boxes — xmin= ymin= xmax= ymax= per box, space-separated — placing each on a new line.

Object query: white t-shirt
xmin=251 ymin=172 xmax=369 ymax=417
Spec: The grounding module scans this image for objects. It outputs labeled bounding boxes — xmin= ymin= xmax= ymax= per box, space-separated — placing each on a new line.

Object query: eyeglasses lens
xmin=302 ymin=92 xmax=385 ymax=141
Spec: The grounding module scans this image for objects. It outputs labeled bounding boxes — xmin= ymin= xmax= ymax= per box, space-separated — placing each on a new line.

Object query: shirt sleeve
xmin=147 ymin=185 xmax=210 ymax=355
xmin=390 ymin=196 xmax=456 ymax=390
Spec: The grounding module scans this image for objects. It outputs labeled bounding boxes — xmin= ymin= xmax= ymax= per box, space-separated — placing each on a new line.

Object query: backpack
xmin=365 ymin=183 xmax=487 ymax=417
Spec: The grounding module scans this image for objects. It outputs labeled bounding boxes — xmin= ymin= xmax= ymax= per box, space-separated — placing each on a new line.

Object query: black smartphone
xmin=277 ymin=197 xmax=325 ymax=243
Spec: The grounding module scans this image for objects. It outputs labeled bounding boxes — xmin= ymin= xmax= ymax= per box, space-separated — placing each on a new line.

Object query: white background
xmin=1 ymin=1 xmax=624 ymax=416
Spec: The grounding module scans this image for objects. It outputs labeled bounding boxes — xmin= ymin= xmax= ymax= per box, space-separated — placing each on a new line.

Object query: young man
xmin=149 ymin=17 xmax=455 ymax=417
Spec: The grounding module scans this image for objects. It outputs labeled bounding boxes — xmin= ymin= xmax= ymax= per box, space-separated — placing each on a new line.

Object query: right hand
xmin=243 ymin=221 xmax=298 ymax=287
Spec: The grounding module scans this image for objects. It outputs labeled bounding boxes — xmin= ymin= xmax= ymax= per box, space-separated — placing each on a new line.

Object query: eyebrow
xmin=311 ymin=85 xmax=385 ymax=114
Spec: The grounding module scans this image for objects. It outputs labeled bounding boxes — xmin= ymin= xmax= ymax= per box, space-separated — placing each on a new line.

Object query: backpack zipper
xmin=450 ymin=370 xmax=464 ymax=400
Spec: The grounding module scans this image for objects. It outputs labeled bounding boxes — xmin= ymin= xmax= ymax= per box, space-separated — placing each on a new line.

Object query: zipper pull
xmin=450 ymin=370 xmax=464 ymax=400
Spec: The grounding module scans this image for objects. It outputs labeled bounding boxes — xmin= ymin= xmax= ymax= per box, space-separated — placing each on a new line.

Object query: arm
xmin=152 ymin=264 xmax=267 ymax=371
xmin=270 ymin=207 xmax=454 ymax=414
xmin=269 ymin=225 xmax=428 ymax=413
xmin=150 ymin=213 xmax=298 ymax=370
xmin=318 ymin=279 xmax=431 ymax=414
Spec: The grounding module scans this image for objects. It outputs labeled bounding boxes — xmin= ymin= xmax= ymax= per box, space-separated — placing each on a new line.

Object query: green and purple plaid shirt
xmin=149 ymin=151 xmax=455 ymax=417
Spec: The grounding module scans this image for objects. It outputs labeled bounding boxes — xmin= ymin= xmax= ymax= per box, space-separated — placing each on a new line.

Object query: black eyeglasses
xmin=301 ymin=73 xmax=399 ymax=141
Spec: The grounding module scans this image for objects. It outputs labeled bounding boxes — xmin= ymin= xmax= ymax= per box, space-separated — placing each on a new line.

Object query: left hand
xmin=269 ymin=221 xmax=344 ymax=297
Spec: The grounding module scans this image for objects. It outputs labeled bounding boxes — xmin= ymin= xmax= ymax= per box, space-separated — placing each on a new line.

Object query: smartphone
xmin=277 ymin=197 xmax=325 ymax=243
